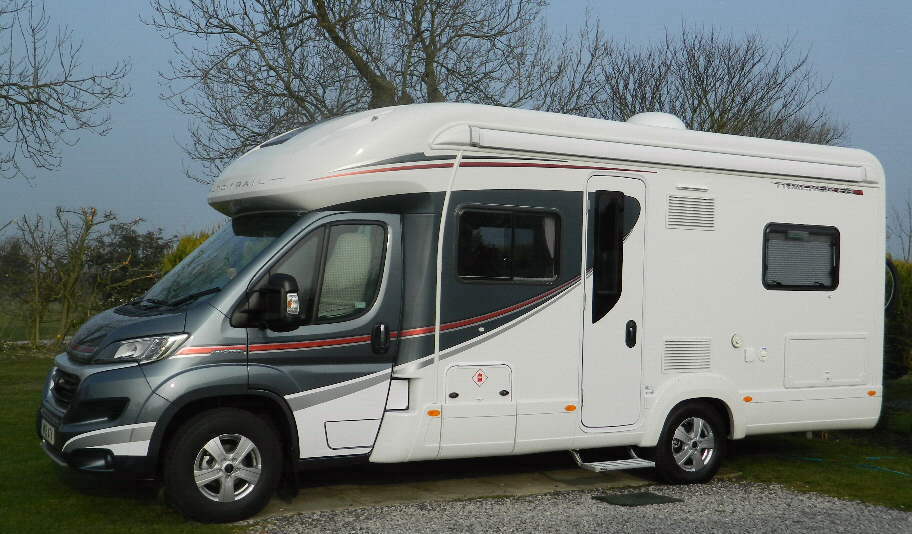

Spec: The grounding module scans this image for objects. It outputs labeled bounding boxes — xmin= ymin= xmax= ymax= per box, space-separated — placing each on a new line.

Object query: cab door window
xmin=266 ymin=223 xmax=386 ymax=325
xmin=315 ymin=224 xmax=386 ymax=321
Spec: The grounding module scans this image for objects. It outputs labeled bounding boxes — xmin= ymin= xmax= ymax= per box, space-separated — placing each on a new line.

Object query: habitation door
xmin=581 ymin=176 xmax=646 ymax=427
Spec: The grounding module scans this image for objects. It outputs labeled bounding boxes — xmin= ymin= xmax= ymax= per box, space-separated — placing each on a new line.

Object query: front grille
xmin=51 ymin=369 xmax=80 ymax=408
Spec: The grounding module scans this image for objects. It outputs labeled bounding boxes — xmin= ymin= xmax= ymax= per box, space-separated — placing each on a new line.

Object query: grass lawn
xmin=0 ymin=345 xmax=238 ymax=534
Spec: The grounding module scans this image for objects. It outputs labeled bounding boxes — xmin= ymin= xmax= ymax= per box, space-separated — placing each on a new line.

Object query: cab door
xmin=581 ymin=176 xmax=646 ymax=427
xmin=246 ymin=213 xmax=402 ymax=458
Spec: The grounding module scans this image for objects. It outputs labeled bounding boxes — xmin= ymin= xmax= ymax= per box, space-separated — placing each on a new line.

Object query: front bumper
xmin=37 ymin=353 xmax=164 ymax=478
xmin=39 ymin=437 xmax=157 ymax=476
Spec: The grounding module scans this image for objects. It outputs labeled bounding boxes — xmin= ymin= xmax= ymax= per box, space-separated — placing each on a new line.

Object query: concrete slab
xmin=254 ymin=451 xmax=654 ymax=520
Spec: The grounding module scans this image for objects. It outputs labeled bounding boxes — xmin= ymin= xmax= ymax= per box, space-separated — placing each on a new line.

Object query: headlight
xmin=95 ymin=334 xmax=189 ymax=364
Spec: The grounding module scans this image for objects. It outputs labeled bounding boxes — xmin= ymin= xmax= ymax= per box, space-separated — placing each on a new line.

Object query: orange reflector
xmin=743 ymin=396 xmax=753 ymax=403
xmin=564 ymin=404 xmax=577 ymax=412
xmin=427 ymin=409 xmax=441 ymax=417
xmin=867 ymin=390 xmax=877 ymax=397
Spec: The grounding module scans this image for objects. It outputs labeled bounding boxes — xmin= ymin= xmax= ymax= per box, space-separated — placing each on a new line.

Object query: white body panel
xmin=210 ymin=103 xmax=885 ymax=465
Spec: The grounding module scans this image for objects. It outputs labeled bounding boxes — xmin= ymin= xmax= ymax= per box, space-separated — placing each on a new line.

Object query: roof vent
xmin=626 ymin=112 xmax=687 ymax=130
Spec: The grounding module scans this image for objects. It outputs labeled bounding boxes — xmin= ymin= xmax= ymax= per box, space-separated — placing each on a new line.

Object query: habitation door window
xmin=457 ymin=209 xmax=559 ymax=282
xmin=763 ymin=223 xmax=839 ymax=290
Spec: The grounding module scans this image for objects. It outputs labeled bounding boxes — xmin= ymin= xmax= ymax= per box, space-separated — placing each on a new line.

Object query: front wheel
xmin=163 ymin=407 xmax=282 ymax=523
xmin=654 ymin=402 xmax=726 ymax=484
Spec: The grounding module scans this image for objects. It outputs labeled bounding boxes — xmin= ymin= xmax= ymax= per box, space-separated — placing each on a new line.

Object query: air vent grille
xmin=663 ymin=338 xmax=711 ymax=373
xmin=667 ymin=195 xmax=715 ymax=230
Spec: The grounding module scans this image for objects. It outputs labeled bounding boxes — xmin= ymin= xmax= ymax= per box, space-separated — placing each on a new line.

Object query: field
xmin=1 ymin=346 xmax=909 ymax=533
xmin=0 ymin=302 xmax=63 ymax=342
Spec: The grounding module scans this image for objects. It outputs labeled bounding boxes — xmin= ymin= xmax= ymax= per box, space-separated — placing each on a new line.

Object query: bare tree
xmin=145 ymin=0 xmax=561 ymax=181
xmin=888 ymin=193 xmax=912 ymax=262
xmin=0 ymin=0 xmax=130 ymax=179
xmin=146 ymin=2 xmax=845 ymax=182
xmin=588 ymin=28 xmax=845 ymax=143
xmin=50 ymin=207 xmax=118 ymax=342
xmin=15 ymin=213 xmax=56 ymax=345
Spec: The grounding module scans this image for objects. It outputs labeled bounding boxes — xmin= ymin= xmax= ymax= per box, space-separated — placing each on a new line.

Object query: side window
xmin=592 ymin=191 xmax=624 ymax=322
xmin=271 ymin=230 xmax=323 ymax=302
xmin=457 ymin=209 xmax=559 ymax=282
xmin=315 ymin=224 xmax=386 ymax=321
xmin=763 ymin=223 xmax=839 ymax=290
xmin=268 ymin=223 xmax=386 ymax=324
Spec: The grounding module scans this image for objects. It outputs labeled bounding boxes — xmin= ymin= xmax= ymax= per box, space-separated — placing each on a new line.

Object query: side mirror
xmin=261 ymin=273 xmax=303 ymax=332
xmin=232 ymin=273 xmax=305 ymax=331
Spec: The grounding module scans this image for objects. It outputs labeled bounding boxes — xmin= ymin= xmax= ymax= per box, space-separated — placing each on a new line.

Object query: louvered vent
xmin=667 ymin=195 xmax=715 ymax=230
xmin=663 ymin=338 xmax=711 ymax=373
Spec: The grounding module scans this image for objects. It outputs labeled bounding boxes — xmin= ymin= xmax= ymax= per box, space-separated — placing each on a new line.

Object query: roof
xmin=208 ymin=103 xmax=884 ymax=216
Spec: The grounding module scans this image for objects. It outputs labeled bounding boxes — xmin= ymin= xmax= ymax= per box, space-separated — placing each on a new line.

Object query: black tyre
xmin=654 ymin=402 xmax=726 ymax=484
xmin=163 ymin=407 xmax=282 ymax=523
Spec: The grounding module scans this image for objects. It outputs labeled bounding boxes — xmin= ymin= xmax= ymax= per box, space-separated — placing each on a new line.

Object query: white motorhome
xmin=41 ymin=103 xmax=885 ymax=522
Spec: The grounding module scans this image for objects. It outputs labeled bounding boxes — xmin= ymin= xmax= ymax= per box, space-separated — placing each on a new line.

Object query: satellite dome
xmin=626 ymin=112 xmax=687 ymax=130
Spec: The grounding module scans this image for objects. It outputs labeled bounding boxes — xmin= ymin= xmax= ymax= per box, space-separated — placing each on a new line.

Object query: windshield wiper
xmin=130 ymin=296 xmax=169 ymax=308
xmin=165 ymin=287 xmax=222 ymax=307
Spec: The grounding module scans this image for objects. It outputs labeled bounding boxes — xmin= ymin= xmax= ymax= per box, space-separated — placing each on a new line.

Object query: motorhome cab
xmin=38 ymin=103 xmax=885 ymax=522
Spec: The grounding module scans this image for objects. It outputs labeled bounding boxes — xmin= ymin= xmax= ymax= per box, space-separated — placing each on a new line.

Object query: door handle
xmin=371 ymin=322 xmax=390 ymax=354
xmin=625 ymin=320 xmax=637 ymax=348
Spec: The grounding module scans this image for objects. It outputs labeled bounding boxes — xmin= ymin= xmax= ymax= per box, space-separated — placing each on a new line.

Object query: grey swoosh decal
xmin=285 ymin=277 xmax=580 ymax=411
xmin=286 ymin=370 xmax=392 ymax=412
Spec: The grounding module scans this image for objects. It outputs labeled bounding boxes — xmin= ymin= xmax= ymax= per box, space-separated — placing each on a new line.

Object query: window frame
xmin=311 ymin=222 xmax=388 ymax=324
xmin=762 ymin=222 xmax=840 ymax=292
xmin=454 ymin=205 xmax=561 ymax=285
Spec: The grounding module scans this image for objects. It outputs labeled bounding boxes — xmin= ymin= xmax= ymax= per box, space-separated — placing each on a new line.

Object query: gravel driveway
xmin=247 ymin=481 xmax=912 ymax=534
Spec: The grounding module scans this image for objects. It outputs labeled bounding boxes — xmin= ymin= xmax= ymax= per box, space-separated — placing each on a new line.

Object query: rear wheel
xmin=163 ymin=408 xmax=282 ymax=523
xmin=654 ymin=402 xmax=725 ymax=484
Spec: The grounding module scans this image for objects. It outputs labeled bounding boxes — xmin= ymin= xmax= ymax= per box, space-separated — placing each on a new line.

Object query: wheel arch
xmin=637 ymin=375 xmax=746 ymax=448
xmin=148 ymin=387 xmax=299 ymax=474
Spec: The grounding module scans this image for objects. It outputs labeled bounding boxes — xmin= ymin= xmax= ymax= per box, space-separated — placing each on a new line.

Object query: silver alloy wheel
xmin=193 ymin=433 xmax=262 ymax=503
xmin=671 ymin=416 xmax=715 ymax=472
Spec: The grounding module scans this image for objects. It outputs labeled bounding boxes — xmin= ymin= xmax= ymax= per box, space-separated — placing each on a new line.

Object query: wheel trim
xmin=193 ymin=433 xmax=262 ymax=503
xmin=671 ymin=417 xmax=715 ymax=472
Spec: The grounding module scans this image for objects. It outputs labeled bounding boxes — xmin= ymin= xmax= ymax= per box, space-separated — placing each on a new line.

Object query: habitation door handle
xmin=371 ymin=322 xmax=390 ymax=354
xmin=625 ymin=320 xmax=637 ymax=348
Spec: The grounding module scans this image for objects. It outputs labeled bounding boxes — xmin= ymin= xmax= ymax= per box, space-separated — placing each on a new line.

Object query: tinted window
xmin=271 ymin=230 xmax=323 ymax=306
xmin=458 ymin=209 xmax=558 ymax=281
xmin=764 ymin=223 xmax=839 ymax=290
xmin=145 ymin=213 xmax=300 ymax=304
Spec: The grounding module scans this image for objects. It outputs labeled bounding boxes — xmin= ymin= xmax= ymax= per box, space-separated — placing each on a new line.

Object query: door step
xmin=569 ymin=448 xmax=655 ymax=473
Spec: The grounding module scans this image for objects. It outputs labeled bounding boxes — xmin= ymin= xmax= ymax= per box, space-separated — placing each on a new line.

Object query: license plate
xmin=41 ymin=418 xmax=56 ymax=446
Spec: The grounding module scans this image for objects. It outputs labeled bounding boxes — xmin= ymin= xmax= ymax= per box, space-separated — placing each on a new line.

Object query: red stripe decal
xmin=853 ymin=190 xmax=864 ymax=195
xmin=393 ymin=326 xmax=436 ymax=339
xmin=459 ymin=161 xmax=657 ymax=173
xmin=249 ymin=335 xmax=371 ymax=353
xmin=177 ymin=277 xmax=579 ymax=355
xmin=312 ymin=162 xmax=454 ymax=181
xmin=177 ymin=344 xmax=246 ymax=356
xmin=440 ymin=276 xmax=579 ymax=332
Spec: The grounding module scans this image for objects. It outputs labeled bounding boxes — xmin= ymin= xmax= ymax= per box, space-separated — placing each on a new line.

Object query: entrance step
xmin=569 ymin=448 xmax=655 ymax=473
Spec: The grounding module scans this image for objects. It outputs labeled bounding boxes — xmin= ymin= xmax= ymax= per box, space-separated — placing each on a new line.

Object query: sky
xmin=1 ymin=0 xmax=910 ymax=246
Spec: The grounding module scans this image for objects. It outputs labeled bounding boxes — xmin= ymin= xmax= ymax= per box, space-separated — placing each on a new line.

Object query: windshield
xmin=143 ymin=213 xmax=301 ymax=305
